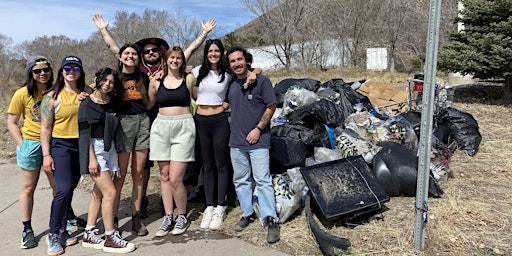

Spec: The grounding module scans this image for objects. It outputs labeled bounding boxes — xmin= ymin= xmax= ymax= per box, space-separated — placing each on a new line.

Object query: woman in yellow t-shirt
xmin=41 ymin=55 xmax=86 ymax=256
xmin=7 ymin=56 xmax=56 ymax=250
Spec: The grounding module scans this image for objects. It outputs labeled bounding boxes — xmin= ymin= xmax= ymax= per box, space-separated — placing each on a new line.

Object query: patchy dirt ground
xmin=1 ymin=81 xmax=510 ymax=256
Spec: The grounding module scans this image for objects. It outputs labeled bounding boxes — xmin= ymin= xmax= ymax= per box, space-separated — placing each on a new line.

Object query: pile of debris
xmin=264 ymin=77 xmax=481 ymax=254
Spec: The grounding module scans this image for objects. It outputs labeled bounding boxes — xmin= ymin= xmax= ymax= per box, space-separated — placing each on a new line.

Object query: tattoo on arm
xmin=41 ymin=95 xmax=54 ymax=126
xmin=260 ymin=112 xmax=271 ymax=127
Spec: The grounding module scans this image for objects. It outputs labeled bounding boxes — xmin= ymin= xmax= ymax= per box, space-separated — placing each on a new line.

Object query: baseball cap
xmin=27 ymin=55 xmax=50 ymax=71
xmin=61 ymin=55 xmax=82 ymax=68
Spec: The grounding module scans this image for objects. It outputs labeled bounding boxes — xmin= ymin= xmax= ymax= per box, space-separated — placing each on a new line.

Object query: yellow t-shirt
xmin=7 ymin=87 xmax=44 ymax=141
xmin=52 ymin=89 xmax=80 ymax=138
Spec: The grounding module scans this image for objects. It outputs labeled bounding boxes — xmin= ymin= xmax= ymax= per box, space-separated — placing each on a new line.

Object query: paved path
xmin=0 ymin=159 xmax=288 ymax=256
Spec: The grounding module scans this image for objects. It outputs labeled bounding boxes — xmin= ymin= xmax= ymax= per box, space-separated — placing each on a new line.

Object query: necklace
xmin=142 ymin=61 xmax=162 ymax=81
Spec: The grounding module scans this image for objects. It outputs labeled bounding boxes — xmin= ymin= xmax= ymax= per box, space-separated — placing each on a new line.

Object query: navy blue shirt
xmin=228 ymin=75 xmax=276 ymax=149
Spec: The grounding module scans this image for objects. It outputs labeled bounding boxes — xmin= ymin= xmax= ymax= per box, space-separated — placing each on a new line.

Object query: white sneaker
xmin=200 ymin=207 xmax=214 ymax=229
xmin=209 ymin=207 xmax=226 ymax=230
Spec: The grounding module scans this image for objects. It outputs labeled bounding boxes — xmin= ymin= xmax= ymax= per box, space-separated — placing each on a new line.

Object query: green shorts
xmin=118 ymin=113 xmax=150 ymax=153
xmin=16 ymin=139 xmax=43 ymax=170
xmin=149 ymin=114 xmax=195 ymax=162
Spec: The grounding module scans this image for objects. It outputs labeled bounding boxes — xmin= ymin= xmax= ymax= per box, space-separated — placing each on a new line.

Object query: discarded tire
xmin=305 ymin=194 xmax=351 ymax=255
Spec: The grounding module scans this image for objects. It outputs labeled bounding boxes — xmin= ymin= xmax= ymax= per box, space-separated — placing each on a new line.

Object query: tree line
xmin=2 ymin=0 xmax=511 ymax=101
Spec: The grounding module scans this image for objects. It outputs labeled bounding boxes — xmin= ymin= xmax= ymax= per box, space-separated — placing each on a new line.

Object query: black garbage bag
xmin=322 ymin=79 xmax=374 ymax=115
xmin=270 ymin=137 xmax=309 ymax=174
xmin=271 ymin=124 xmax=316 ymax=146
xmin=437 ymin=107 xmax=482 ymax=156
xmin=399 ymin=111 xmax=422 ymax=138
xmin=287 ymin=99 xmax=346 ymax=127
xmin=274 ymin=78 xmax=321 ymax=107
xmin=372 ymin=141 xmax=443 ymax=197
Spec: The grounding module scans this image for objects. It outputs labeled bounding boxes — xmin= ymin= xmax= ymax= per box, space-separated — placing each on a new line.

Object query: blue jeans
xmin=230 ymin=148 xmax=278 ymax=223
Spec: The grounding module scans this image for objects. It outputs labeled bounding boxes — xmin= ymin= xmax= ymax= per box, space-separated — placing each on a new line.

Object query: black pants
xmin=194 ymin=112 xmax=230 ymax=206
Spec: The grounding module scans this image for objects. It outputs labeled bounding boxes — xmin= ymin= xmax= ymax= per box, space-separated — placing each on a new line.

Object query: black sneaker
xmin=264 ymin=216 xmax=280 ymax=243
xmin=20 ymin=229 xmax=37 ymax=249
xmin=171 ymin=215 xmax=190 ymax=235
xmin=234 ymin=213 xmax=255 ymax=231
xmin=140 ymin=196 xmax=149 ymax=219
xmin=131 ymin=213 xmax=148 ymax=236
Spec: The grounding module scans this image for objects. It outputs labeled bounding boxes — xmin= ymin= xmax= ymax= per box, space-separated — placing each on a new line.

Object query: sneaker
xmin=140 ymin=196 xmax=149 ymax=219
xmin=200 ymin=207 xmax=214 ymax=229
xmin=209 ymin=207 xmax=226 ymax=230
xmin=59 ymin=229 xmax=78 ymax=247
xmin=46 ymin=233 xmax=64 ymax=256
xmin=66 ymin=217 xmax=86 ymax=231
xmin=103 ymin=231 xmax=135 ymax=254
xmin=171 ymin=215 xmax=190 ymax=235
xmin=131 ymin=213 xmax=148 ymax=236
xmin=234 ymin=213 xmax=255 ymax=231
xmin=264 ymin=216 xmax=280 ymax=243
xmin=82 ymin=229 xmax=105 ymax=250
xmin=155 ymin=215 xmax=174 ymax=237
xmin=21 ymin=229 xmax=38 ymax=249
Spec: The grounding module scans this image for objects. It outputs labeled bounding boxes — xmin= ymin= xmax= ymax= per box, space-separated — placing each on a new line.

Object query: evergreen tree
xmin=438 ymin=0 xmax=512 ymax=101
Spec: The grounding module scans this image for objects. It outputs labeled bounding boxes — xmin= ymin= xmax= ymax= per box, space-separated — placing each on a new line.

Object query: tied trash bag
xmin=270 ymin=137 xmax=309 ymax=174
xmin=273 ymin=172 xmax=301 ymax=223
xmin=288 ymin=99 xmax=346 ymax=127
xmin=274 ymin=78 xmax=321 ymax=107
xmin=437 ymin=107 xmax=482 ymax=156
xmin=281 ymin=86 xmax=319 ymax=117
xmin=271 ymin=124 xmax=316 ymax=146
xmin=322 ymin=79 xmax=375 ymax=117
xmin=372 ymin=141 xmax=443 ymax=197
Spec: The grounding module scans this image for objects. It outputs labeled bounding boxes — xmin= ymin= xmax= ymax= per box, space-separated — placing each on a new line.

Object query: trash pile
xmin=266 ymin=77 xmax=482 ymax=224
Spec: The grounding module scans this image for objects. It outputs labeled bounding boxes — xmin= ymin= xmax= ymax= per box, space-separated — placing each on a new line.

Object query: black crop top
xmin=156 ymin=80 xmax=191 ymax=108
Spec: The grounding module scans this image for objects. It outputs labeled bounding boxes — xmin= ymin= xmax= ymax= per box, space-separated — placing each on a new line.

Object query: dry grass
xmin=1 ymin=70 xmax=511 ymax=255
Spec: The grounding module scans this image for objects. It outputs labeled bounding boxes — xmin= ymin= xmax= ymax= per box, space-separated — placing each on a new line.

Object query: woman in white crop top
xmin=190 ymin=39 xmax=260 ymax=230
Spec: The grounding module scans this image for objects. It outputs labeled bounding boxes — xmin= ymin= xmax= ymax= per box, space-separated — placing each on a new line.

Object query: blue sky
xmin=0 ymin=0 xmax=255 ymax=45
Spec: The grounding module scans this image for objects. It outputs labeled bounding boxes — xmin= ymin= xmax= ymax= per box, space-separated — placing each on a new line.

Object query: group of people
xmin=8 ymin=14 xmax=280 ymax=256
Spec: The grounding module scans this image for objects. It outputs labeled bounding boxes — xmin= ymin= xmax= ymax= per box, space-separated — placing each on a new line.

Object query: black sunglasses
xmin=143 ymin=47 xmax=159 ymax=54
xmin=32 ymin=67 xmax=52 ymax=74
xmin=206 ymin=39 xmax=221 ymax=44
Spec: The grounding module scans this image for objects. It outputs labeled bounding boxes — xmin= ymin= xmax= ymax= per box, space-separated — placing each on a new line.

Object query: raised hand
xmin=202 ymin=18 xmax=217 ymax=33
xmin=93 ymin=14 xmax=109 ymax=30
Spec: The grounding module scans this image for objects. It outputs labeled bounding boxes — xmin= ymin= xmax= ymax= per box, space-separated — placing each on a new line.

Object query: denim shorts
xmin=92 ymin=138 xmax=120 ymax=174
xmin=16 ymin=138 xmax=43 ymax=170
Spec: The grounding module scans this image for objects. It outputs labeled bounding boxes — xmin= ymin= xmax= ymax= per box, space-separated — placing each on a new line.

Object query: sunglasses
xmin=63 ymin=66 xmax=81 ymax=72
xmin=206 ymin=39 xmax=222 ymax=44
xmin=32 ymin=67 xmax=51 ymax=74
xmin=143 ymin=47 xmax=159 ymax=54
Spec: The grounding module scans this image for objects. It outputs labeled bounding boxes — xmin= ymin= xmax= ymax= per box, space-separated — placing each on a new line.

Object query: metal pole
xmin=414 ymin=0 xmax=442 ymax=250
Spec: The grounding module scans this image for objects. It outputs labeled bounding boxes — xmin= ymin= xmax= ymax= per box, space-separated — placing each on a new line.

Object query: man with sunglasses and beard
xmin=92 ymin=14 xmax=216 ymax=221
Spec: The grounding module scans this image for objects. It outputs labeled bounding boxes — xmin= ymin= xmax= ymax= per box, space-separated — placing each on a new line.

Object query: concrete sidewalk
xmin=0 ymin=159 xmax=288 ymax=256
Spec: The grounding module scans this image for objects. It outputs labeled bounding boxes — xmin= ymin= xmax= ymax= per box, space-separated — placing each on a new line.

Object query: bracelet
xmin=43 ymin=154 xmax=51 ymax=157
xmin=255 ymin=126 xmax=263 ymax=132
